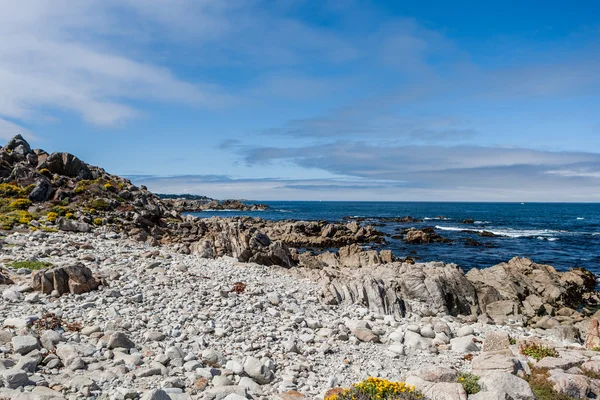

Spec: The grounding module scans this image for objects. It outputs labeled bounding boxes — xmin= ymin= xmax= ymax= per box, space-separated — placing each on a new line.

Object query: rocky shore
xmin=161 ymin=199 xmax=269 ymax=213
xmin=2 ymin=135 xmax=600 ymax=399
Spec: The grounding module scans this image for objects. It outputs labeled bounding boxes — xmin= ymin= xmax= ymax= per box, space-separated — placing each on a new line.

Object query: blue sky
xmin=1 ymin=0 xmax=599 ymax=201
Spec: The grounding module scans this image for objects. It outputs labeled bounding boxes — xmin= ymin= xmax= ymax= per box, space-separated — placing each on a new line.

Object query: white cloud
xmin=0 ymin=0 xmax=230 ymax=127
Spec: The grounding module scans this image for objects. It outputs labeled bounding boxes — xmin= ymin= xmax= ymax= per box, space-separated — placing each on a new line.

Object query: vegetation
xmin=0 ymin=210 xmax=34 ymax=229
xmin=93 ymin=218 xmax=103 ymax=226
xmin=526 ymin=366 xmax=575 ymax=400
xmin=456 ymin=372 xmax=480 ymax=395
xmin=520 ymin=342 xmax=559 ymax=361
xmin=7 ymin=260 xmax=52 ymax=270
xmin=46 ymin=212 xmax=58 ymax=222
xmin=89 ymin=198 xmax=110 ymax=211
xmin=9 ymin=198 xmax=32 ymax=210
xmin=324 ymin=377 xmax=423 ymax=400
xmin=0 ymin=183 xmax=25 ymax=197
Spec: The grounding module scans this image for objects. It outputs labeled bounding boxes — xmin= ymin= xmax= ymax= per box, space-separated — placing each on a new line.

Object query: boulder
xmin=28 ymin=178 xmax=54 ymax=202
xmin=57 ymin=217 xmax=92 ymax=233
xmin=478 ymin=372 xmax=535 ymax=400
xmin=32 ymin=263 xmax=101 ymax=295
xmin=42 ymin=152 xmax=92 ymax=179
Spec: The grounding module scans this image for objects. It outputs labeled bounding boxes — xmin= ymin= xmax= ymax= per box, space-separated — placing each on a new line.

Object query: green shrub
xmin=8 ymin=260 xmax=52 ymax=270
xmin=520 ymin=342 xmax=559 ymax=361
xmin=93 ymin=218 xmax=103 ymax=226
xmin=52 ymin=206 xmax=70 ymax=216
xmin=89 ymin=199 xmax=110 ymax=211
xmin=457 ymin=372 xmax=480 ymax=395
xmin=325 ymin=377 xmax=423 ymax=400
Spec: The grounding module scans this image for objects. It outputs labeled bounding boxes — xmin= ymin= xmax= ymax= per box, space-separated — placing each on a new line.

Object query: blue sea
xmin=189 ymin=202 xmax=600 ymax=274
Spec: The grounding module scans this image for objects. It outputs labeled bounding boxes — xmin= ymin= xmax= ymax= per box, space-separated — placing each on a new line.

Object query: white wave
xmin=548 ymin=238 xmax=559 ymax=241
xmin=435 ymin=225 xmax=560 ymax=238
xmin=577 ymin=217 xmax=585 ymax=220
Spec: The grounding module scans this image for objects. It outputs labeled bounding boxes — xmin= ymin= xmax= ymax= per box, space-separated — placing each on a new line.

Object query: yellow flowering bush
xmin=325 ymin=377 xmax=423 ymax=400
xmin=46 ymin=212 xmax=58 ymax=222
xmin=65 ymin=212 xmax=75 ymax=219
xmin=0 ymin=183 xmax=24 ymax=197
xmin=9 ymin=198 xmax=32 ymax=210
xmin=93 ymin=217 xmax=103 ymax=226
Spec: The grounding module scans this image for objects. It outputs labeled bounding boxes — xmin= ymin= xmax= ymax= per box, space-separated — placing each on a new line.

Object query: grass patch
xmin=526 ymin=366 xmax=576 ymax=400
xmin=520 ymin=342 xmax=559 ymax=361
xmin=457 ymin=372 xmax=480 ymax=395
xmin=325 ymin=377 xmax=423 ymax=400
xmin=7 ymin=260 xmax=53 ymax=270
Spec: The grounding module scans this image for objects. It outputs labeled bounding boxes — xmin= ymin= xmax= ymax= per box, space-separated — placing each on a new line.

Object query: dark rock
xmin=28 ymin=179 xmax=54 ymax=202
xmin=42 ymin=152 xmax=93 ymax=179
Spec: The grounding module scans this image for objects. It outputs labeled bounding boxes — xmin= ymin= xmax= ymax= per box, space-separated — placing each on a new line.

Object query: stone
xmin=346 ymin=320 xmax=379 ymax=343
xmin=107 ymin=331 xmax=135 ymax=349
xmin=32 ymin=263 xmax=100 ymax=295
xmin=548 ymin=369 xmax=591 ymax=398
xmin=404 ymin=330 xmax=432 ymax=350
xmin=239 ymin=377 xmax=262 ymax=393
xmin=478 ymin=372 xmax=535 ymax=400
xmin=204 ymin=385 xmax=247 ymax=400
xmin=202 ymin=348 xmax=224 ymax=367
xmin=472 ymin=351 xmax=520 ymax=375
xmin=11 ymin=335 xmax=39 ymax=354
xmin=585 ymin=318 xmax=600 ymax=349
xmin=412 ymin=366 xmax=457 ymax=383
xmin=141 ymin=389 xmax=171 ymax=400
xmin=482 ymin=331 xmax=510 ymax=352
xmin=450 ymin=335 xmax=480 ymax=353
xmin=535 ymin=356 xmax=581 ymax=370
xmin=0 ymin=367 xmax=29 ymax=389
xmin=456 ymin=325 xmax=474 ymax=337
xmin=243 ymin=356 xmax=274 ymax=384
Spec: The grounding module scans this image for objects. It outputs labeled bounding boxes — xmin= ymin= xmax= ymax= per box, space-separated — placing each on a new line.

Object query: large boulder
xmin=5 ymin=134 xmax=31 ymax=155
xmin=32 ymin=263 xmax=102 ymax=295
xmin=41 ymin=152 xmax=92 ymax=180
xmin=58 ymin=217 xmax=91 ymax=233
xmin=28 ymin=178 xmax=54 ymax=202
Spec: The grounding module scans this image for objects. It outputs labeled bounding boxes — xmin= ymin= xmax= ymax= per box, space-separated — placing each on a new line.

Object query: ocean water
xmin=189 ymin=202 xmax=600 ymax=274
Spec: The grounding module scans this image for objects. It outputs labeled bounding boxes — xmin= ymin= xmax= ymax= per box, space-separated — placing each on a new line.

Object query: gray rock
xmin=478 ymin=372 xmax=535 ymax=400
xmin=243 ymin=356 xmax=274 ymax=384
xmin=482 ymin=331 xmax=510 ymax=352
xmin=141 ymin=389 xmax=171 ymax=400
xmin=450 ymin=335 xmax=480 ymax=353
xmin=107 ymin=331 xmax=135 ymax=349
xmin=0 ymin=367 xmax=29 ymax=389
xmin=11 ymin=335 xmax=39 ymax=354
xmin=204 ymin=385 xmax=248 ymax=400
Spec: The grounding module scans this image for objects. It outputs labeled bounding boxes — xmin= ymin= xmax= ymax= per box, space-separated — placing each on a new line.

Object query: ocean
xmin=188 ymin=201 xmax=600 ymax=274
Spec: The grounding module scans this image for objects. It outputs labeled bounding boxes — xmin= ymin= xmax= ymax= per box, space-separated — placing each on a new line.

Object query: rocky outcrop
xmin=403 ymin=228 xmax=451 ymax=244
xmin=32 ymin=263 xmax=102 ymax=295
xmin=466 ymin=257 xmax=596 ymax=323
xmin=189 ymin=219 xmax=295 ymax=268
xmin=163 ymin=198 xmax=269 ymax=212
xmin=295 ymin=261 xmax=480 ymax=319
xmin=40 ymin=152 xmax=93 ymax=180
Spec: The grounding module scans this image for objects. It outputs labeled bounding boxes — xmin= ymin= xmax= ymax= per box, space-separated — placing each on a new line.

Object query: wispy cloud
xmin=0 ymin=0 xmax=232 ymax=128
